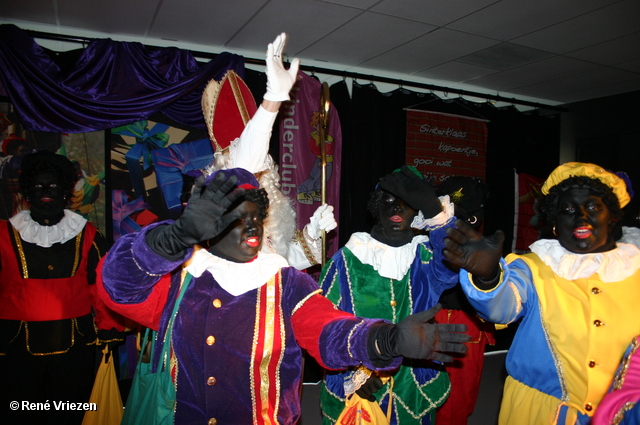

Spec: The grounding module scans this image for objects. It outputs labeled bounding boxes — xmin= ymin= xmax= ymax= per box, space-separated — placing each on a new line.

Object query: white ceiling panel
xmin=455 ymin=43 xmax=554 ymax=70
xmin=565 ymin=31 xmax=640 ymax=66
xmin=447 ymin=0 xmax=620 ymax=40
xmin=0 ymin=0 xmax=58 ymax=25
xmin=468 ymin=56 xmax=603 ymax=92
xmin=617 ymin=58 xmax=640 ymax=73
xmin=414 ymin=61 xmax=498 ymax=84
xmin=2 ymin=0 xmax=639 ymax=106
xmin=317 ymin=0 xmax=379 ymax=10
xmin=370 ymin=0 xmax=497 ymax=27
xmin=227 ymin=0 xmax=362 ymax=54
xmin=151 ymin=0 xmax=268 ymax=45
xmin=298 ymin=11 xmax=435 ymax=65
xmin=57 ymin=0 xmax=159 ymax=38
xmin=511 ymin=0 xmax=640 ymax=54
xmin=361 ymin=28 xmax=498 ymax=74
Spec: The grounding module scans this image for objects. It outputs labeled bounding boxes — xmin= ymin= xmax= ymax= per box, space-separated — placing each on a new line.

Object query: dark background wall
xmin=563 ymin=90 xmax=640 ymax=229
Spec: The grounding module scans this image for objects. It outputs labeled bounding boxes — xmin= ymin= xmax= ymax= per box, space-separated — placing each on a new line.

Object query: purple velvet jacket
xmin=99 ymin=223 xmax=401 ymax=424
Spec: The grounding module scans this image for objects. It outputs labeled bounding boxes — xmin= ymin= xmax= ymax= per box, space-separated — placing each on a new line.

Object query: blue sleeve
xmin=318 ymin=249 xmax=353 ymax=312
xmin=410 ymin=222 xmax=460 ymax=311
xmin=459 ymin=256 xmax=535 ymax=325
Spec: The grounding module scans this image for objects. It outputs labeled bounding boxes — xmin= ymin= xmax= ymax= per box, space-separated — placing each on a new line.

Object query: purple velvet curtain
xmin=0 ymin=24 xmax=245 ymax=133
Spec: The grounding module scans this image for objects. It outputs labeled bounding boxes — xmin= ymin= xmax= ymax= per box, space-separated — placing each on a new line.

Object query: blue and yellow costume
xmin=460 ymin=227 xmax=640 ymax=425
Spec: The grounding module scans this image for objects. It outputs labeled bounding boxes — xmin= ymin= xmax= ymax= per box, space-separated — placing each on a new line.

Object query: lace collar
xmin=529 ymin=227 xmax=640 ymax=282
xmin=185 ymin=248 xmax=289 ymax=296
xmin=9 ymin=210 xmax=87 ymax=248
xmin=345 ymin=232 xmax=430 ymax=280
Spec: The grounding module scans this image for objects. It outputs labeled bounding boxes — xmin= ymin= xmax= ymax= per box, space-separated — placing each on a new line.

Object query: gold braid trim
xmin=228 ymin=71 xmax=252 ymax=125
xmin=70 ymin=232 xmax=82 ymax=276
xmin=295 ymin=229 xmax=318 ymax=266
xmin=12 ymin=227 xmax=82 ymax=278
xmin=25 ymin=318 xmax=76 ymax=356
xmin=292 ymin=288 xmax=322 ymax=316
xmin=92 ymin=240 xmax=103 ymax=260
xmin=12 ymin=227 xmax=29 ymax=278
xmin=612 ymin=402 xmax=637 ymax=425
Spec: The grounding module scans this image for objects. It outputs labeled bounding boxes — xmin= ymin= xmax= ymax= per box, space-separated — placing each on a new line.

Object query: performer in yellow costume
xmin=443 ymin=162 xmax=640 ymax=424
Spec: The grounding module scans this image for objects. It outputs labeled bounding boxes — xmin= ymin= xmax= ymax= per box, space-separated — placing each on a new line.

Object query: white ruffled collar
xmin=185 ymin=248 xmax=289 ymax=296
xmin=345 ymin=232 xmax=429 ymax=280
xmin=9 ymin=210 xmax=87 ymax=248
xmin=529 ymin=227 xmax=640 ymax=282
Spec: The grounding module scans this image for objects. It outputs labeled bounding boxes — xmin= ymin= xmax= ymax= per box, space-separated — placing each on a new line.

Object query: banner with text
xmin=405 ymin=110 xmax=487 ymax=184
xmin=278 ymin=72 xmax=342 ymax=259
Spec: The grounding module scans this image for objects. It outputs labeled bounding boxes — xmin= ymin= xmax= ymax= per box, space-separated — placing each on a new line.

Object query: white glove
xmin=264 ymin=33 xmax=300 ymax=102
xmin=305 ymin=204 xmax=337 ymax=240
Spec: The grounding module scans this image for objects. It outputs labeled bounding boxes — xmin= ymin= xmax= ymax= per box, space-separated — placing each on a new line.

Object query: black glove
xmin=443 ymin=219 xmax=504 ymax=286
xmin=146 ymin=171 xmax=245 ymax=260
xmin=368 ymin=304 xmax=470 ymax=364
xmin=378 ymin=165 xmax=441 ymax=218
xmin=355 ymin=374 xmax=384 ymax=402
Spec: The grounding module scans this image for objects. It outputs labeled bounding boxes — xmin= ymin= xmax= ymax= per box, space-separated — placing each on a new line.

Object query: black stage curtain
xmin=329 ymin=82 xmax=561 ymax=252
xmin=221 ymin=68 xmax=562 ymax=253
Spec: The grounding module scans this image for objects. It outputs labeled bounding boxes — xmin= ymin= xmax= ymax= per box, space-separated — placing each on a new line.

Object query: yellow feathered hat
xmin=541 ymin=162 xmax=631 ymax=208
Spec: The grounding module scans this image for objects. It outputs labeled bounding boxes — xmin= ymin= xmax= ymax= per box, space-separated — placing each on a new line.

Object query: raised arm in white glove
xmin=286 ymin=204 xmax=338 ymax=269
xmin=305 ymin=203 xmax=338 ymax=241
xmin=263 ymin=32 xmax=300 ymax=103
xmin=232 ymin=33 xmax=301 ymax=172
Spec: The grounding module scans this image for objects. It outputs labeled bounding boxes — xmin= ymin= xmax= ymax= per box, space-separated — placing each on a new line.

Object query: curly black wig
xmin=18 ymin=150 xmax=77 ymax=197
xmin=366 ymin=188 xmax=385 ymax=223
xmin=238 ymin=188 xmax=269 ymax=220
xmin=545 ymin=175 xmax=623 ymax=225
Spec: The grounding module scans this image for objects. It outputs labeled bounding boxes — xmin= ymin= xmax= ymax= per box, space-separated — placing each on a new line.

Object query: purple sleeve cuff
xmin=319 ymin=317 xmax=402 ymax=371
xmin=131 ymin=221 xmax=191 ymax=274
xmin=101 ymin=221 xmax=191 ymax=304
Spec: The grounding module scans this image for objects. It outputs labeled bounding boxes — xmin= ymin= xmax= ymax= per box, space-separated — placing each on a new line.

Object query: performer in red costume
xmin=0 ymin=150 xmax=121 ymax=425
xmin=435 ymin=176 xmax=496 ymax=425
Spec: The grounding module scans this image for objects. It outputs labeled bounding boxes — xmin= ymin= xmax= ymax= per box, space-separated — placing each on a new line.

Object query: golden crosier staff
xmin=318 ymin=82 xmax=330 ymax=266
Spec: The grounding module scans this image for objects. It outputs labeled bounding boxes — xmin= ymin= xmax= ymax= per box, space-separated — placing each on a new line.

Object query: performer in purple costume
xmin=98 ymin=167 xmax=470 ymax=424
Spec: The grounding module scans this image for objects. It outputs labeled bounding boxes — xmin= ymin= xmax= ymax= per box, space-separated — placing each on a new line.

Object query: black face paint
xmin=26 ymin=171 xmax=66 ymax=225
xmin=371 ymin=191 xmax=417 ymax=247
xmin=555 ymin=187 xmax=616 ymax=253
xmin=208 ymin=200 xmax=264 ymax=263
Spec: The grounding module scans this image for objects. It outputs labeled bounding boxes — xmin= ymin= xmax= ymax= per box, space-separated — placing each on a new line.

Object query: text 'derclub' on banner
xmin=278 ymin=72 xmax=342 ymax=258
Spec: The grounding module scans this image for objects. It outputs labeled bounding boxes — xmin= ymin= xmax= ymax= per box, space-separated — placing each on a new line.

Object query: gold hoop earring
xmin=553 ymin=226 xmax=558 ymax=236
xmin=468 ymin=216 xmax=478 ymax=225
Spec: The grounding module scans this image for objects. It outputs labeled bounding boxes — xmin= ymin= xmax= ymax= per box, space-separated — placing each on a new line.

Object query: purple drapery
xmin=0 ymin=24 xmax=245 ymax=133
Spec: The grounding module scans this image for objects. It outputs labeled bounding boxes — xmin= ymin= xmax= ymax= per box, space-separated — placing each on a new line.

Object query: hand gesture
xmin=443 ymin=219 xmax=504 ymax=280
xmin=264 ymin=33 xmax=300 ymax=102
xmin=306 ymin=203 xmax=337 ymax=240
xmin=355 ymin=374 xmax=384 ymax=402
xmin=176 ymin=172 xmax=246 ymax=245
xmin=146 ymin=171 xmax=246 ymax=258
xmin=392 ymin=304 xmax=470 ymax=363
